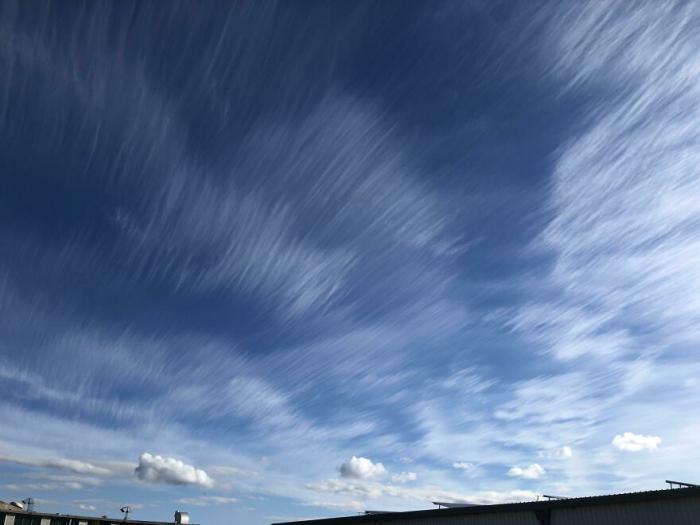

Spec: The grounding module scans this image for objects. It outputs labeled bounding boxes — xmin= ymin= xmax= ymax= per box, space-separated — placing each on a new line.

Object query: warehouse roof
xmin=272 ymin=486 xmax=700 ymax=525
xmin=0 ymin=504 xmax=194 ymax=525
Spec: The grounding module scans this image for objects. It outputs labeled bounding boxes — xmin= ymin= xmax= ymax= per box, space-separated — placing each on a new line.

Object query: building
xmin=0 ymin=503 xmax=194 ymax=525
xmin=273 ymin=486 xmax=700 ymax=525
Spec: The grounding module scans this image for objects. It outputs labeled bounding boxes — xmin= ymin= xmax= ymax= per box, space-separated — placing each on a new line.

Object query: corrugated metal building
xmin=275 ymin=487 xmax=700 ymax=525
xmin=0 ymin=505 xmax=195 ymax=525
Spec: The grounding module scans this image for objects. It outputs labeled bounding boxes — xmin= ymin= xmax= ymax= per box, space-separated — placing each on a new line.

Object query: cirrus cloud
xmin=176 ymin=496 xmax=236 ymax=506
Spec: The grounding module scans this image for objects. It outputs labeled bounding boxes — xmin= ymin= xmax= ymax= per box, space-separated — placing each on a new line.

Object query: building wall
xmin=349 ymin=513 xmax=540 ymax=525
xmin=287 ymin=496 xmax=700 ymax=525
xmin=2 ymin=514 xmax=44 ymax=525
xmin=0 ymin=514 xmax=165 ymax=525
xmin=552 ymin=497 xmax=700 ymax=525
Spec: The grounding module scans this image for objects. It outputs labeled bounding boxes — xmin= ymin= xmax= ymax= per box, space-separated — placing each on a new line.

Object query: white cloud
xmin=44 ymin=458 xmax=112 ymax=475
xmin=207 ymin=465 xmax=255 ymax=478
xmin=107 ymin=98 xmax=455 ymax=321
xmin=307 ymin=478 xmax=384 ymax=499
xmin=507 ymin=464 xmax=545 ymax=480
xmin=176 ymin=496 xmax=236 ymax=506
xmin=1 ymin=481 xmax=85 ymax=492
xmin=78 ymin=504 xmax=96 ymax=511
xmin=538 ymin=447 xmax=572 ymax=460
xmin=612 ymin=432 xmax=661 ymax=452
xmin=303 ymin=500 xmax=366 ymax=512
xmin=134 ymin=453 xmax=214 ymax=488
xmin=452 ymin=462 xmax=474 ymax=470
xmin=33 ymin=473 xmax=102 ymax=487
xmin=391 ymin=472 xmax=417 ymax=483
xmin=0 ymin=455 xmax=113 ymax=476
xmin=5 ymin=1 xmax=700 ymax=513
xmin=516 ymin=0 xmax=700 ymax=362
xmin=503 ymin=10 xmax=700 ymax=496
xmin=306 ymin=478 xmax=538 ymax=506
xmin=339 ymin=456 xmax=386 ymax=479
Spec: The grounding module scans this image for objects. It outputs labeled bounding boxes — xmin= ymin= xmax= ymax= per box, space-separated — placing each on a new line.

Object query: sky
xmin=1 ymin=1 xmax=700 ymax=524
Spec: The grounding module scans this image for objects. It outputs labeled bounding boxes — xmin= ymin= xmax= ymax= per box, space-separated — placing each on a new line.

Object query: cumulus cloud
xmin=391 ymin=472 xmax=417 ymax=483
xmin=452 ymin=462 xmax=474 ymax=470
xmin=339 ymin=456 xmax=386 ymax=479
xmin=134 ymin=453 xmax=214 ymax=488
xmin=612 ymin=432 xmax=661 ymax=452
xmin=507 ymin=464 xmax=545 ymax=479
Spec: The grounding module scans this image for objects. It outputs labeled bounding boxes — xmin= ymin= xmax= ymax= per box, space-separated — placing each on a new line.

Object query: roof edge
xmin=273 ymin=487 xmax=700 ymax=525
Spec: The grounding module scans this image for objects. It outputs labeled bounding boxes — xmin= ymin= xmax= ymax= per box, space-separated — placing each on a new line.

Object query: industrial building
xmin=274 ymin=486 xmax=700 ymax=525
xmin=0 ymin=502 xmax=193 ymax=525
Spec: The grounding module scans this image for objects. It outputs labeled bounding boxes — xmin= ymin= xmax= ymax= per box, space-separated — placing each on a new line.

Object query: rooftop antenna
xmin=666 ymin=480 xmax=698 ymax=489
xmin=22 ymin=498 xmax=35 ymax=512
xmin=120 ymin=506 xmax=131 ymax=521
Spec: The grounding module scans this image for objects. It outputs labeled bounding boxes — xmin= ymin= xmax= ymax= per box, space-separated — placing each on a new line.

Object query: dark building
xmin=0 ymin=503 xmax=195 ymax=525
xmin=274 ymin=487 xmax=700 ymax=525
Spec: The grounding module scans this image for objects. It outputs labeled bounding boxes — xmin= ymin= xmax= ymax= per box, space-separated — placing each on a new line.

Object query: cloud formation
xmin=176 ymin=496 xmax=237 ymax=506
xmin=44 ymin=459 xmax=112 ymax=476
xmin=612 ymin=433 xmax=661 ymax=452
xmin=538 ymin=447 xmax=572 ymax=460
xmin=507 ymin=464 xmax=545 ymax=480
xmin=134 ymin=453 xmax=214 ymax=488
xmin=1 ymin=2 xmax=700 ymax=522
xmin=391 ymin=472 xmax=417 ymax=483
xmin=306 ymin=477 xmax=539 ymax=506
xmin=0 ymin=455 xmax=113 ymax=476
xmin=339 ymin=457 xmax=387 ymax=480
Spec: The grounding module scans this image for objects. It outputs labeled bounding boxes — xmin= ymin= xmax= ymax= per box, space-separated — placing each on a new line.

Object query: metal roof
xmin=272 ymin=487 xmax=700 ymax=525
xmin=0 ymin=506 xmax=195 ymax=525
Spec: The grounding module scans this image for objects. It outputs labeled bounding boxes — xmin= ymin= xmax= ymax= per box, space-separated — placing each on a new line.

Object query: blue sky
xmin=1 ymin=1 xmax=700 ymax=524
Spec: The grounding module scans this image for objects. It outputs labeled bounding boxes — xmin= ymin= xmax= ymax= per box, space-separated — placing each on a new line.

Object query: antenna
xmin=120 ymin=506 xmax=131 ymax=521
xmin=542 ymin=495 xmax=568 ymax=501
xmin=22 ymin=498 xmax=35 ymax=512
xmin=666 ymin=480 xmax=698 ymax=489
